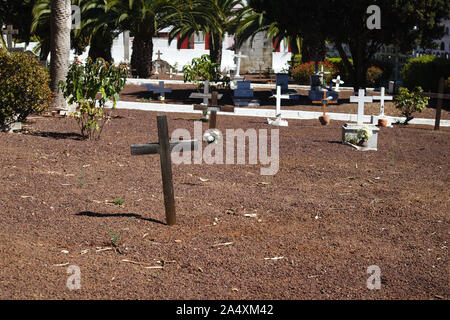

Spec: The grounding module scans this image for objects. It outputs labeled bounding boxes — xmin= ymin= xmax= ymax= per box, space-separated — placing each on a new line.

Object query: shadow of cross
xmin=194 ymin=91 xmax=235 ymax=129
xmin=130 ymin=115 xmax=198 ymax=226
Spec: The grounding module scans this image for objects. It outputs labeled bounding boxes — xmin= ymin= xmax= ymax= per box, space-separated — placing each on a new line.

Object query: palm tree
xmin=50 ymin=0 xmax=71 ymax=111
xmin=169 ymin=0 xmax=249 ymax=68
xmin=105 ymin=0 xmax=178 ymax=78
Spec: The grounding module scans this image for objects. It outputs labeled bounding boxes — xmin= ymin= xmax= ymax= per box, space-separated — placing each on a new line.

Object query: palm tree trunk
xmin=50 ymin=0 xmax=71 ymax=111
xmin=88 ymin=28 xmax=114 ymax=63
xmin=209 ymin=34 xmax=223 ymax=70
xmin=131 ymin=35 xmax=153 ymax=78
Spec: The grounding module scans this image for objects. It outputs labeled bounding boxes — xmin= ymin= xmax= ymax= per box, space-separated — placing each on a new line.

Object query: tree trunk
xmin=88 ymin=28 xmax=113 ymax=64
xmin=349 ymin=40 xmax=369 ymax=91
xmin=131 ymin=34 xmax=153 ymax=78
xmin=209 ymin=34 xmax=223 ymax=70
xmin=301 ymin=36 xmax=326 ymax=63
xmin=50 ymin=0 xmax=71 ymax=111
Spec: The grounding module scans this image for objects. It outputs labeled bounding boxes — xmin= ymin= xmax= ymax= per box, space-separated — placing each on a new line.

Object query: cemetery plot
xmin=0 ymin=109 xmax=448 ymax=299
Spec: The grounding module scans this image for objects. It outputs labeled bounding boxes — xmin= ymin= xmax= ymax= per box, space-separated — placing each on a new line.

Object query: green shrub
xmin=59 ymin=57 xmax=128 ymax=140
xmin=402 ymin=55 xmax=450 ymax=93
xmin=0 ymin=50 xmax=52 ymax=129
xmin=182 ymin=54 xmax=230 ymax=89
xmin=291 ymin=60 xmax=338 ymax=85
xmin=394 ymin=87 xmax=429 ymax=124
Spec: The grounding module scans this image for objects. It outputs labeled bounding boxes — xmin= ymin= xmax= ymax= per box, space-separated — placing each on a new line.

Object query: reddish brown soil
xmin=0 ymin=109 xmax=449 ymax=300
xmin=120 ymin=83 xmax=450 ymax=120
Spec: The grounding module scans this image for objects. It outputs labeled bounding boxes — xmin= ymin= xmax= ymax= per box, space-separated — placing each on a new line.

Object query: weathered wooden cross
xmin=2 ymin=24 xmax=18 ymax=49
xmin=189 ymin=80 xmax=223 ymax=106
xmin=434 ymin=77 xmax=445 ymax=131
xmin=155 ymin=50 xmax=163 ymax=60
xmin=313 ymin=90 xmax=337 ymax=117
xmin=194 ymin=91 xmax=235 ymax=129
xmin=350 ymin=89 xmax=373 ymax=125
xmin=372 ymin=87 xmax=392 ymax=117
xmin=130 ymin=115 xmax=198 ymax=226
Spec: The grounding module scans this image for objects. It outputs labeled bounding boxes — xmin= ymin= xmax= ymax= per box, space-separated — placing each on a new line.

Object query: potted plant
xmin=378 ymin=118 xmax=388 ymax=127
xmin=356 ymin=126 xmax=373 ymax=147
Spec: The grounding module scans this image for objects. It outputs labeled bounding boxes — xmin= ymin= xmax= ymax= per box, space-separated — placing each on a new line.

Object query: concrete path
xmin=112 ymin=101 xmax=450 ymax=127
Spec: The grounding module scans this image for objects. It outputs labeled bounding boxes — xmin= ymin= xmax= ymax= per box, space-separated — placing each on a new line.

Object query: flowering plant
xmin=366 ymin=66 xmax=383 ymax=87
xmin=357 ymin=126 xmax=373 ymax=143
xmin=291 ymin=61 xmax=339 ymax=85
xmin=59 ymin=57 xmax=127 ymax=139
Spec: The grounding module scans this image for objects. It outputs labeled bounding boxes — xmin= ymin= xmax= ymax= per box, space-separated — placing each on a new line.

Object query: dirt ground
xmin=0 ymin=99 xmax=449 ymax=299
xmin=120 ymin=83 xmax=450 ymax=121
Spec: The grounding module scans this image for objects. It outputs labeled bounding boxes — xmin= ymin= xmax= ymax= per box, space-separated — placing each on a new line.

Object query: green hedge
xmin=0 ymin=49 xmax=52 ymax=129
xmin=402 ymin=55 xmax=450 ymax=93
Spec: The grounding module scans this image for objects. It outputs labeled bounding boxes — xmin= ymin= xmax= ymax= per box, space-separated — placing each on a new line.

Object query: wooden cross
xmin=194 ymin=92 xmax=235 ymax=129
xmin=372 ymin=87 xmax=392 ymax=117
xmin=155 ymin=50 xmax=163 ymax=60
xmin=151 ymin=81 xmax=172 ymax=101
xmin=313 ymin=90 xmax=337 ymax=117
xmin=2 ymin=24 xmax=18 ymax=49
xmin=350 ymin=89 xmax=373 ymax=125
xmin=130 ymin=115 xmax=198 ymax=226
xmin=189 ymin=80 xmax=223 ymax=105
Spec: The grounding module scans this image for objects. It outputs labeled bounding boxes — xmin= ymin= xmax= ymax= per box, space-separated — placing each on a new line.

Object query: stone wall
xmin=239 ymin=32 xmax=273 ymax=74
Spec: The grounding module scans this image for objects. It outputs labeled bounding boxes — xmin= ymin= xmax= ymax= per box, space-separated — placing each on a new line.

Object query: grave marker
xmin=350 ymin=89 xmax=373 ymax=125
xmin=194 ymin=92 xmax=235 ymax=129
xmin=313 ymin=90 xmax=337 ymax=125
xmin=332 ymin=76 xmax=344 ymax=92
xmin=189 ymin=80 xmax=223 ymax=105
xmin=155 ymin=50 xmax=163 ymax=60
xmin=233 ymin=51 xmax=248 ymax=78
xmin=267 ymin=86 xmax=289 ymax=127
xmin=372 ymin=87 xmax=392 ymax=117
xmin=2 ymin=24 xmax=18 ymax=50
xmin=130 ymin=115 xmax=198 ymax=226
xmin=151 ymin=81 xmax=172 ymax=101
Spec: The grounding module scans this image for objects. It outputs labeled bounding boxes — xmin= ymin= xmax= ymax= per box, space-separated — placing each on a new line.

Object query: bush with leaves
xmin=0 ymin=49 xmax=52 ymax=130
xmin=291 ymin=60 xmax=338 ymax=85
xmin=366 ymin=66 xmax=383 ymax=88
xmin=182 ymin=55 xmax=230 ymax=89
xmin=402 ymin=55 xmax=450 ymax=93
xmin=59 ymin=57 xmax=127 ymax=139
xmin=394 ymin=87 xmax=429 ymax=125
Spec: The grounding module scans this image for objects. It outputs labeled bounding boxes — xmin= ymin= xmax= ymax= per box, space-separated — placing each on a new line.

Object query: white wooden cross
xmin=332 ymin=75 xmax=344 ymax=92
xmin=267 ymin=86 xmax=289 ymax=126
xmin=372 ymin=87 xmax=392 ymax=117
xmin=2 ymin=24 xmax=18 ymax=49
xmin=319 ymin=65 xmax=330 ymax=86
xmin=152 ymin=81 xmax=172 ymax=101
xmin=350 ymin=89 xmax=373 ymax=125
xmin=154 ymin=62 xmax=160 ymax=75
xmin=234 ymin=51 xmax=248 ymax=77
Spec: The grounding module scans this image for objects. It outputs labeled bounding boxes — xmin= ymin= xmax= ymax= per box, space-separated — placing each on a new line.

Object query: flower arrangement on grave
xmin=182 ymin=54 xmax=230 ymax=90
xmin=357 ymin=126 xmax=373 ymax=145
xmin=203 ymin=128 xmax=222 ymax=144
xmin=59 ymin=57 xmax=128 ymax=139
xmin=291 ymin=61 xmax=338 ymax=85
xmin=366 ymin=66 xmax=383 ymax=87
xmin=394 ymin=87 xmax=429 ymax=125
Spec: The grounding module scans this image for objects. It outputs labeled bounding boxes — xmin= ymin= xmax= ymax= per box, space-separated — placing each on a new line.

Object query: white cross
xmin=332 ymin=76 xmax=344 ymax=92
xmin=350 ymin=89 xmax=373 ymax=125
xmin=188 ymin=80 xmax=223 ymax=105
xmin=154 ymin=62 xmax=160 ymax=75
xmin=2 ymin=24 xmax=18 ymax=49
xmin=372 ymin=87 xmax=393 ymax=117
xmin=267 ymin=86 xmax=290 ymax=126
xmin=151 ymin=81 xmax=172 ymax=101
xmin=234 ymin=51 xmax=248 ymax=77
